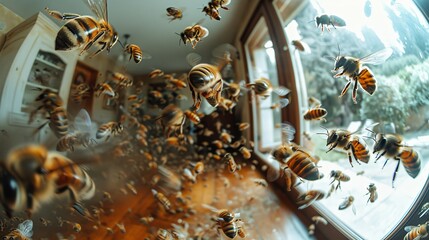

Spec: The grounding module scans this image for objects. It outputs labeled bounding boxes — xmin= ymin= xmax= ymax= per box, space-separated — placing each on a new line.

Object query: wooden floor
xmin=0 ymin=154 xmax=311 ymax=239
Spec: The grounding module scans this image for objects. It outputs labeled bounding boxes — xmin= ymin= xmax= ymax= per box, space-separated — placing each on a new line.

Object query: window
xmin=277 ymin=0 xmax=429 ymax=239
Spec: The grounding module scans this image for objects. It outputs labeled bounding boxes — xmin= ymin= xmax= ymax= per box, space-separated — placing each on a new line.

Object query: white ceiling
xmin=1 ymin=0 xmax=253 ymax=75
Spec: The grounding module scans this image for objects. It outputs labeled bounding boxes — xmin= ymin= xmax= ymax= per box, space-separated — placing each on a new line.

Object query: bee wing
xmin=329 ymin=15 xmax=346 ymax=27
xmin=17 ymin=220 xmax=33 ymax=238
xmin=186 ymin=53 xmax=202 ymax=67
xmin=352 ymin=204 xmax=356 ymax=215
xmin=74 ymin=109 xmax=92 ymax=133
xmin=278 ymin=98 xmax=290 ymax=108
xmin=404 ymin=225 xmax=416 ymax=232
xmin=83 ymin=0 xmax=108 ymax=22
xmin=281 ymin=122 xmax=296 ymax=143
xmin=359 ymin=48 xmax=393 ymax=65
xmin=267 ymin=160 xmax=281 ymax=182
xmin=201 ymin=203 xmax=220 ymax=213
xmin=273 ymin=86 xmax=291 ymax=96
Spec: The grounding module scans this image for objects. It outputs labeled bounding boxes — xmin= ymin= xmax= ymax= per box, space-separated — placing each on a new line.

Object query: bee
xmin=339 ymin=196 xmax=356 ymax=214
xmin=156 ymin=228 xmax=173 ymax=240
xmin=404 ymin=222 xmax=429 ymax=240
xmin=156 ymin=104 xmax=186 ymax=137
xmin=223 ymin=153 xmax=237 ymax=173
xmin=191 ymin=161 xmax=204 ymax=175
xmin=286 ymin=149 xmax=323 ymax=181
xmin=271 ymin=144 xmax=295 ymax=163
xmin=324 ymin=128 xmax=369 ymax=167
xmin=184 ymin=110 xmax=200 ymax=124
xmin=330 ymin=170 xmax=350 ymax=190
xmin=126 ymin=183 xmax=137 ymax=195
xmin=46 ymin=0 xmax=118 ymax=57
xmin=220 ymin=131 xmax=233 ymax=144
xmin=178 ymin=23 xmax=209 ymax=48
xmin=94 ymin=83 xmax=116 ymax=98
xmin=314 ymin=14 xmax=346 ymax=32
xmin=71 ymin=83 xmax=91 ymax=104
xmin=187 ymin=63 xmax=223 ymax=110
xmin=203 ymin=5 xmax=221 ymax=21
xmin=332 ymin=48 xmax=393 ymax=104
xmin=366 ymin=183 xmax=378 ymax=203
xmin=296 ymin=190 xmax=325 ymax=209
xmin=29 ymin=89 xmax=69 ymax=138
xmin=0 ymin=145 xmax=95 ymax=217
xmin=183 ymin=168 xmax=197 ymax=184
xmin=210 ymin=0 xmax=231 ymax=10
xmin=252 ymin=178 xmax=268 ymax=187
xmin=166 ymin=7 xmax=183 ymax=22
xmin=96 ymin=121 xmax=124 ymax=142
xmin=202 ymin=204 xmax=243 ymax=239
xmin=246 ymin=77 xmax=290 ymax=99
xmin=3 ymin=219 xmax=33 ymax=240
xmin=139 ymin=216 xmax=154 ymax=225
xmin=111 ymin=72 xmax=133 ymax=89
xmin=303 ymin=107 xmax=327 ymax=122
xmin=239 ymin=147 xmax=252 ymax=159
xmin=124 ymin=44 xmax=143 ymax=63
xmin=151 ymin=189 xmax=173 ymax=213
xmin=291 ymin=40 xmax=311 ymax=53
xmin=167 ymin=78 xmax=187 ymax=89
xmin=224 ymin=81 xmax=245 ymax=102
xmin=149 ymin=69 xmax=164 ymax=79
xmin=56 ymin=109 xmax=95 ymax=152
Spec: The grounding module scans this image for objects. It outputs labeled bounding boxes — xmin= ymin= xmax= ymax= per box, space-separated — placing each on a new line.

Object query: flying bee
xmin=324 ymin=128 xmax=369 ymax=166
xmin=404 ymin=222 xmax=429 ymax=240
xmin=286 ymin=149 xmax=323 ymax=181
xmin=237 ymin=122 xmax=250 ymax=131
xmin=96 ymin=121 xmax=124 ymax=142
xmin=202 ymin=203 xmax=240 ymax=223
xmin=223 ymin=153 xmax=237 ymax=173
xmin=151 ymin=189 xmax=173 ymax=213
xmin=291 ymin=40 xmax=311 ymax=53
xmin=3 ymin=219 xmax=33 ymax=240
xmin=314 ymin=14 xmax=346 ymax=32
xmin=110 ymin=72 xmax=133 ymax=89
xmin=210 ymin=0 xmax=231 ymax=10
xmin=332 ymin=48 xmax=393 ymax=104
xmin=330 ymin=170 xmax=350 ymax=190
xmin=203 ymin=204 xmax=245 ymax=240
xmin=56 ymin=109 xmax=95 ymax=152
xmin=71 ymin=83 xmax=91 ymax=104
xmin=178 ymin=23 xmax=209 ymax=49
xmin=239 ymin=147 xmax=252 ymax=160
xmin=184 ymin=110 xmax=200 ymax=124
xmin=0 ymin=145 xmax=95 ymax=217
xmin=296 ymin=190 xmax=325 ymax=209
xmin=187 ymin=63 xmax=223 ymax=110
xmin=366 ymin=183 xmax=378 ymax=203
xmin=202 ymin=5 xmax=221 ymax=21
xmin=166 ymin=7 xmax=183 ymax=22
xmin=191 ymin=161 xmax=204 ymax=175
xmin=149 ymin=69 xmax=164 ymax=79
xmin=94 ymin=83 xmax=116 ymax=98
xmin=156 ymin=104 xmax=186 ymax=137
xmin=223 ymin=80 xmax=245 ymax=102
xmin=46 ymin=0 xmax=118 ymax=57
xmin=220 ymin=131 xmax=233 ymax=144
xmin=123 ymin=44 xmax=143 ymax=63
xmin=167 ymin=78 xmax=187 ymax=89
xmin=339 ymin=196 xmax=356 ymax=215
xmin=139 ymin=216 xmax=154 ymax=225
xmin=246 ymin=77 xmax=290 ymax=99
xmin=303 ymin=107 xmax=327 ymax=122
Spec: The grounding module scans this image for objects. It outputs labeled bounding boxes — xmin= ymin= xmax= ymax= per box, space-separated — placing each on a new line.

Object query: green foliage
xmin=360 ymin=79 xmax=408 ymax=133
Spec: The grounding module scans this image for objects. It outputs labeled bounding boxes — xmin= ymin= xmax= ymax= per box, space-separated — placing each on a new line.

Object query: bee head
xmin=334 ymin=56 xmax=347 ymax=70
xmin=326 ymin=130 xmax=338 ymax=145
xmin=373 ymin=134 xmax=386 ymax=153
xmin=329 ymin=170 xmax=337 ymax=178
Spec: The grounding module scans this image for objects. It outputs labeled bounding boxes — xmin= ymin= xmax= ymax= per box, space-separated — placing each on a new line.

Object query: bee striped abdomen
xmin=56 ymin=16 xmax=99 ymax=51
xmin=303 ymin=108 xmax=327 ymax=121
xmin=358 ymin=67 xmax=377 ymax=95
xmin=222 ymin=222 xmax=238 ymax=239
xmin=287 ymin=152 xmax=321 ymax=181
xmin=49 ymin=107 xmax=69 ymax=138
xmin=400 ymin=148 xmax=420 ymax=178
xmin=351 ymin=138 xmax=370 ymax=163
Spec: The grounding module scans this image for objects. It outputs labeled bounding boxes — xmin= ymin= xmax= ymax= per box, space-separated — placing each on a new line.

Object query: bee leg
xmin=382 ymin=158 xmax=389 ymax=169
xmin=80 ymin=30 xmax=106 ymax=56
xmin=392 ymin=157 xmax=401 ymax=188
xmin=326 ymin=142 xmax=338 ymax=153
xmin=352 ymin=77 xmax=359 ymax=104
xmin=376 ymin=150 xmax=387 ymax=162
xmin=339 ymin=81 xmax=352 ymax=98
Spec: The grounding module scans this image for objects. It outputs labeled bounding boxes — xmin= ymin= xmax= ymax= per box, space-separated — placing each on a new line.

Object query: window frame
xmin=239 ymin=0 xmax=429 ymax=239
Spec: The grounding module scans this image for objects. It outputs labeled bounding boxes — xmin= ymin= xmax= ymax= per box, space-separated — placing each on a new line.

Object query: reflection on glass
xmin=245 ymin=17 xmax=282 ymax=152
xmin=279 ymin=0 xmax=429 ymax=239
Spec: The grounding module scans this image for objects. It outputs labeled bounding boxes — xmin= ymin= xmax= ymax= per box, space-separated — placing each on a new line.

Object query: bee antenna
xmin=319 ymin=125 xmax=329 ymax=134
xmin=117 ymin=39 xmax=125 ymax=49
xmin=308 ymin=19 xmax=316 ymax=23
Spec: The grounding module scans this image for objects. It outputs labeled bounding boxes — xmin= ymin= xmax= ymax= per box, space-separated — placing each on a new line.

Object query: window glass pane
xmin=245 ymin=17 xmax=282 ymax=152
xmin=278 ymin=0 xmax=429 ymax=239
